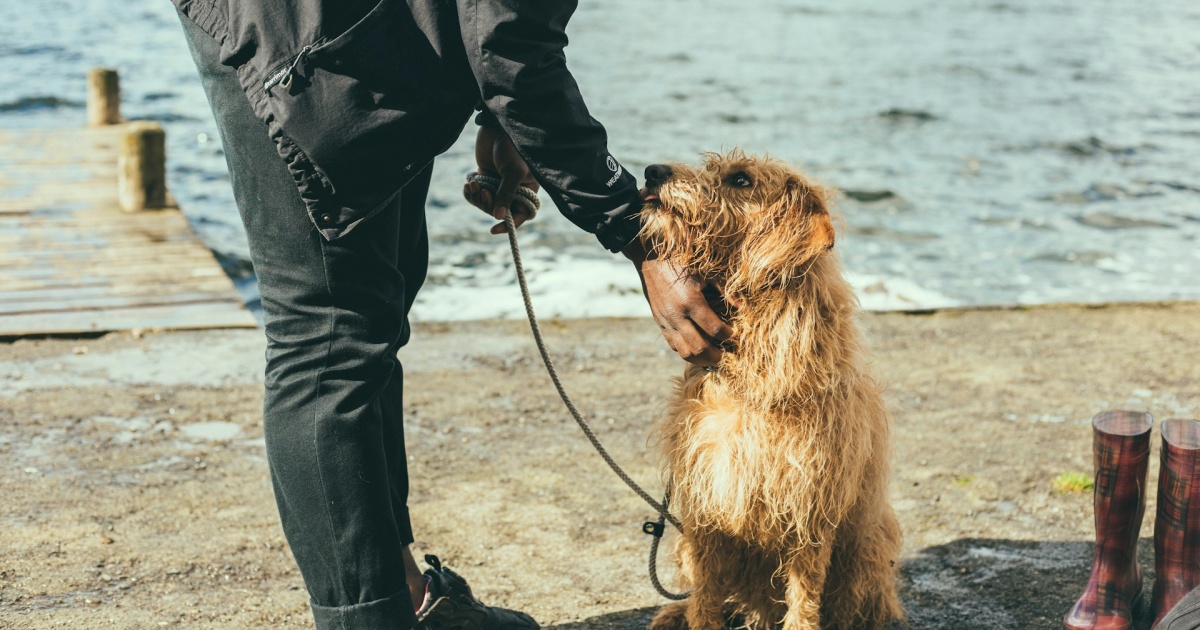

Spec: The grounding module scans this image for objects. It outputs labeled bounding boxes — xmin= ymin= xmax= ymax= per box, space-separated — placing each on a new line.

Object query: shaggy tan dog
xmin=639 ymin=152 xmax=904 ymax=630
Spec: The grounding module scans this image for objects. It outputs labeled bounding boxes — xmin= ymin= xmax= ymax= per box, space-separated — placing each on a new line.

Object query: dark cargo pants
xmin=180 ymin=14 xmax=426 ymax=629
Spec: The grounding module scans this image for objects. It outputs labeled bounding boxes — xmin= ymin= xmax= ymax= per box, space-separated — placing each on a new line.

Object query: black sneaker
xmin=1159 ymin=585 xmax=1200 ymax=630
xmin=416 ymin=555 xmax=540 ymax=630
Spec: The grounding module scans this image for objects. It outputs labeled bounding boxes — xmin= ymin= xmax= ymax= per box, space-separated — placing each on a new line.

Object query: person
xmin=171 ymin=1 xmax=732 ymax=628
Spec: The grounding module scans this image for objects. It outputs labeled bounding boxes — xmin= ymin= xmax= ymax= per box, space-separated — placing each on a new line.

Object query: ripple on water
xmin=1006 ymin=136 xmax=1146 ymax=158
xmin=0 ymin=96 xmax=82 ymax=113
xmin=877 ymin=108 xmax=939 ymax=123
xmin=1075 ymin=212 xmax=1176 ymax=230
xmin=846 ymin=224 xmax=940 ymax=242
xmin=1029 ymin=250 xmax=1115 ymax=265
xmin=1044 ymin=183 xmax=1164 ymax=205
xmin=842 ymin=189 xmax=901 ymax=203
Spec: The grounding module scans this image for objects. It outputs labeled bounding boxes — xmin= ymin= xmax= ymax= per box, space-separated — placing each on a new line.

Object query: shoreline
xmin=11 ymin=295 xmax=1193 ymax=343
xmin=3 ymin=301 xmax=1198 ymax=628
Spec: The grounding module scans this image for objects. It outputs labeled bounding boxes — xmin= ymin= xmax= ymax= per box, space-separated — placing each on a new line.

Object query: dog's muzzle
xmin=644 ymin=164 xmax=673 ymax=186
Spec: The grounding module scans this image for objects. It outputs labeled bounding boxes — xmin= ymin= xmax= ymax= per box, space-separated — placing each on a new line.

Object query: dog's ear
xmin=736 ymin=176 xmax=834 ymax=289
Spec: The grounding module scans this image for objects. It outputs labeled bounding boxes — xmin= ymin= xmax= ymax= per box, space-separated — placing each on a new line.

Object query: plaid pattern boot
xmin=1151 ymin=419 xmax=1200 ymax=629
xmin=1065 ymin=410 xmax=1153 ymax=630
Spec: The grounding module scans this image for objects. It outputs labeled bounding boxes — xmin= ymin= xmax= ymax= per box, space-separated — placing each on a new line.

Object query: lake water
xmin=3 ymin=0 xmax=1198 ymax=321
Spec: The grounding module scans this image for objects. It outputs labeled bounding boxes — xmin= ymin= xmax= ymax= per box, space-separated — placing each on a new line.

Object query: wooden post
xmin=87 ymin=68 xmax=121 ymax=126
xmin=118 ymin=122 xmax=168 ymax=212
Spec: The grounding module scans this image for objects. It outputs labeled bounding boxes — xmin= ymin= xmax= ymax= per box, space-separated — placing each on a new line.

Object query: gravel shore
xmin=3 ymin=302 xmax=1198 ymax=629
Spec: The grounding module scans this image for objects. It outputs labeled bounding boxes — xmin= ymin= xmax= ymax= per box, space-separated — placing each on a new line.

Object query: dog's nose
xmin=644 ymin=164 xmax=673 ymax=186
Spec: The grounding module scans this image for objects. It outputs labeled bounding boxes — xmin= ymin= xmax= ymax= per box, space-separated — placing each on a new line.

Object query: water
xmin=3 ymin=0 xmax=1199 ymax=320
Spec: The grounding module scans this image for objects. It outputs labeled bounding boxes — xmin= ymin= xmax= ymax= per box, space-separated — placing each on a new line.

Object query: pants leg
xmin=178 ymin=15 xmax=428 ymax=630
xmin=382 ymin=170 xmax=431 ymax=549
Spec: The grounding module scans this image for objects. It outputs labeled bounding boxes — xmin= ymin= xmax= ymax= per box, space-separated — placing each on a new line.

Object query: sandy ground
xmin=3 ymin=302 xmax=1199 ymax=629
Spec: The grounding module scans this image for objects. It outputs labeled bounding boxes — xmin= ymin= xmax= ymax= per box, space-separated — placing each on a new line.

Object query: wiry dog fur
xmin=640 ymin=152 xmax=903 ymax=630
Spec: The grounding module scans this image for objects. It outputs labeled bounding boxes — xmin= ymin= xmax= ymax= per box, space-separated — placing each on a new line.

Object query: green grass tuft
xmin=1053 ymin=471 xmax=1094 ymax=494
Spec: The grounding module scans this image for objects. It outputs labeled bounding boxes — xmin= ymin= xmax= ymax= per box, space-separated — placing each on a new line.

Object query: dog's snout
xmin=644 ymin=164 xmax=673 ymax=186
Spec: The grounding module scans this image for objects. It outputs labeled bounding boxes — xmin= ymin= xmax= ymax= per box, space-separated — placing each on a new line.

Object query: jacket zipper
xmin=263 ymin=45 xmax=314 ymax=93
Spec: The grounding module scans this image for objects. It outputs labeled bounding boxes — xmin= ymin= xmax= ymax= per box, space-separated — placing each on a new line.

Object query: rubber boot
xmin=1065 ymin=410 xmax=1153 ymax=630
xmin=1152 ymin=419 xmax=1200 ymax=629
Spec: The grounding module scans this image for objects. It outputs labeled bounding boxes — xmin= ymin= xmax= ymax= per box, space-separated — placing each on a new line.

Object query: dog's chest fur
xmin=662 ymin=369 xmax=848 ymax=547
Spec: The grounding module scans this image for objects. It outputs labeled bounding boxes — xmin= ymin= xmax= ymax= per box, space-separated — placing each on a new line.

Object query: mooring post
xmin=87 ymin=68 xmax=121 ymax=126
xmin=118 ymin=122 xmax=168 ymax=212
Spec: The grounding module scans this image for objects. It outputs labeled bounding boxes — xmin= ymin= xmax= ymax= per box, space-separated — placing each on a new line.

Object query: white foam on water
xmin=848 ymin=273 xmax=962 ymax=311
xmin=412 ymin=256 xmax=650 ymax=322
xmin=412 ymin=256 xmax=959 ymax=322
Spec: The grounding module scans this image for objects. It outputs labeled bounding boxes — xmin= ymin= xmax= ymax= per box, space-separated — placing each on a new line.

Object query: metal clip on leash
xmin=642 ymin=488 xmax=688 ymax=600
xmin=469 ymin=173 xmax=689 ymax=600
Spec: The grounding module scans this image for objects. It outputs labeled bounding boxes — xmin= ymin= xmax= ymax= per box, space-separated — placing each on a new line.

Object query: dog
xmin=639 ymin=151 xmax=904 ymax=630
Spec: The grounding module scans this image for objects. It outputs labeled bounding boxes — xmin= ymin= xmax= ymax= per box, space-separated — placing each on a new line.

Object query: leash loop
xmin=499 ymin=210 xmax=689 ymax=600
xmin=645 ymin=489 xmax=689 ymax=600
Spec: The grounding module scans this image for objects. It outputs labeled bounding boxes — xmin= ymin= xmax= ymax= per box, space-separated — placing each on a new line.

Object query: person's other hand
xmin=623 ymin=238 xmax=734 ymax=366
xmin=464 ymin=126 xmax=540 ymax=234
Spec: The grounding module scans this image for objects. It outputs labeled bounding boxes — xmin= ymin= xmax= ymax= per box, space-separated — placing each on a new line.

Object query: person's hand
xmin=623 ymin=238 xmax=734 ymax=366
xmin=464 ymin=126 xmax=540 ymax=235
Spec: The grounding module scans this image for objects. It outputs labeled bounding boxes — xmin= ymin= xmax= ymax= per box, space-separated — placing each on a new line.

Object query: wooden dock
xmin=0 ymin=85 xmax=256 ymax=336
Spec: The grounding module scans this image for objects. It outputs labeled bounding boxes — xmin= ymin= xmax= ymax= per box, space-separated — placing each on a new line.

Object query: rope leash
xmin=645 ymin=489 xmax=688 ymax=600
xmin=499 ymin=209 xmax=680 ymax=527
xmin=466 ymin=173 xmax=541 ymax=218
xmin=482 ymin=178 xmax=689 ymax=600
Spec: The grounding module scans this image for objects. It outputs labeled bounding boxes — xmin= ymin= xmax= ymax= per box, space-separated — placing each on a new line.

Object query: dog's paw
xmin=648 ymin=602 xmax=689 ymax=630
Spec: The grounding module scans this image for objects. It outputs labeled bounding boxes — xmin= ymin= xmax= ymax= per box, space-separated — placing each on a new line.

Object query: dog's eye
xmin=729 ymin=172 xmax=753 ymax=188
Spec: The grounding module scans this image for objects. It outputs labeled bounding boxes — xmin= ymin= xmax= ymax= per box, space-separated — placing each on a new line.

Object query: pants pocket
xmin=262 ymin=0 xmax=471 ymax=228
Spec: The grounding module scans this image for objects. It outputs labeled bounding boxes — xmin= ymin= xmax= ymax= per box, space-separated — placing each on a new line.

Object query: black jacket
xmin=172 ymin=0 xmax=642 ymax=251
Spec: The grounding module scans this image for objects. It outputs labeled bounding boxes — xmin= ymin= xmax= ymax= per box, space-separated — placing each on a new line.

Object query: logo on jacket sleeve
xmin=604 ymin=155 xmax=624 ymax=188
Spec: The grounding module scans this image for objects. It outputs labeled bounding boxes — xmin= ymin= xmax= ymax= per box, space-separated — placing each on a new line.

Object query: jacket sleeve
xmin=458 ymin=0 xmax=642 ymax=252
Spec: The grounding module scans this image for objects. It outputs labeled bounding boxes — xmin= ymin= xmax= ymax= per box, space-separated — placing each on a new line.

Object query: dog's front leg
xmin=685 ymin=578 xmax=729 ymax=630
xmin=648 ymin=601 xmax=689 ymax=630
xmin=781 ymin=541 xmax=835 ymax=630
xmin=678 ymin=533 xmax=730 ymax=630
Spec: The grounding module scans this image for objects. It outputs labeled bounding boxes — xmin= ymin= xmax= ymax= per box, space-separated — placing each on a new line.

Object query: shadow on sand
xmin=547 ymin=607 xmax=659 ymax=630
xmin=548 ymin=538 xmax=1157 ymax=630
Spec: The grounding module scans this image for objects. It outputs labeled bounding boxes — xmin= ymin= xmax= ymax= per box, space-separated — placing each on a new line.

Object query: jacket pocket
xmin=261 ymin=0 xmax=471 ymax=233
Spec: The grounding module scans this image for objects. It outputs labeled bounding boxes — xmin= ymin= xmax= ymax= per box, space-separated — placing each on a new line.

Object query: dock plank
xmin=0 ymin=291 xmax=245 ymax=317
xmin=0 ymin=126 xmax=256 ymax=336
xmin=0 ymin=302 xmax=258 ymax=336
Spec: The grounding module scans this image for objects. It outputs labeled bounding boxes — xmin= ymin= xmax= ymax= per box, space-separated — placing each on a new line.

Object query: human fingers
xmin=463 ymin=180 xmax=489 ymax=212
xmin=685 ymin=297 xmax=735 ymax=346
xmin=463 ymin=183 xmax=495 ymax=217
xmin=491 ymin=171 xmax=522 ymax=220
xmin=488 ymin=208 xmax=532 ymax=234
xmin=640 ymin=260 xmax=727 ymax=365
xmin=660 ymin=317 xmax=723 ymax=366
